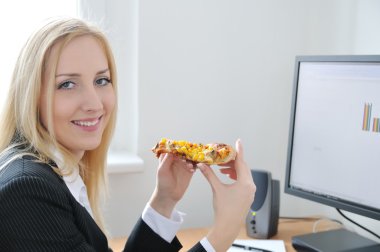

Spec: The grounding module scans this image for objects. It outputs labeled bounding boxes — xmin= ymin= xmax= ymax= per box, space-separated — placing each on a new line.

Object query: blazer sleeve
xmin=124 ymin=217 xmax=207 ymax=252
xmin=188 ymin=243 xmax=208 ymax=252
xmin=0 ymin=174 xmax=101 ymax=252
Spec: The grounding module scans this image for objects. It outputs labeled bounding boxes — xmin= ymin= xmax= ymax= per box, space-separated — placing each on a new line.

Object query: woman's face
xmin=40 ymin=35 xmax=115 ymax=159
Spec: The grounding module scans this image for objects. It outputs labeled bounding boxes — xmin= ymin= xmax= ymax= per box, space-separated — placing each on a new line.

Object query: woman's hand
xmin=149 ymin=153 xmax=195 ymax=218
xmin=198 ymin=139 xmax=256 ymax=252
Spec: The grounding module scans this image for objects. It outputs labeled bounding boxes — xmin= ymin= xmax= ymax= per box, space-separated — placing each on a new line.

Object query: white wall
xmin=102 ymin=0 xmax=380 ymax=242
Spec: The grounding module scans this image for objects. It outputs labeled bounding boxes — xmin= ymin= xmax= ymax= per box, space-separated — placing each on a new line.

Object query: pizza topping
xmin=152 ymin=138 xmax=236 ymax=165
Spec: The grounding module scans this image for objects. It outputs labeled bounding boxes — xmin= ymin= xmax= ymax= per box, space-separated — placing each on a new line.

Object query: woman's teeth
xmin=73 ymin=119 xmax=99 ymax=127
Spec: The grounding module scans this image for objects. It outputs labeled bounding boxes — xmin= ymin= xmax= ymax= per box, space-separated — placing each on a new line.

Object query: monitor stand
xmin=292 ymin=229 xmax=380 ymax=252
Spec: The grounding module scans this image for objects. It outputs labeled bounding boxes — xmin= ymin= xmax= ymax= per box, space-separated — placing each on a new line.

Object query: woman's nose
xmin=81 ymin=85 xmax=103 ymax=112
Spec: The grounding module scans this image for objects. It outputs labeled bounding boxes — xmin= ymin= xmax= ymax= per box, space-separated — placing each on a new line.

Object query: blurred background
xmin=1 ymin=0 xmax=379 ymax=240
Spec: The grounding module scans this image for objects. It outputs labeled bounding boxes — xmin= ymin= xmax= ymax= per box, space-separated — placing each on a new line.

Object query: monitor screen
xmin=285 ymin=55 xmax=380 ymax=221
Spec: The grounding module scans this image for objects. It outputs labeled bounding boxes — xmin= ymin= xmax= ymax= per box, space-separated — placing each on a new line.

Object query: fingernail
xmin=197 ymin=164 xmax=206 ymax=172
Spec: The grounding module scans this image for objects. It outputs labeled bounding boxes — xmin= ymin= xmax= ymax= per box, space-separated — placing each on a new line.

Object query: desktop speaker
xmin=246 ymin=169 xmax=280 ymax=239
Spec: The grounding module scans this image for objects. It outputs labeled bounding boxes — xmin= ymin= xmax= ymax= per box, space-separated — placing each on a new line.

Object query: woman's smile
xmin=71 ymin=116 xmax=102 ymax=131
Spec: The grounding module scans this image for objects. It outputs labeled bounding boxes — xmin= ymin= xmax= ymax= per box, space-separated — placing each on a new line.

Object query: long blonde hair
xmin=0 ymin=17 xmax=118 ymax=230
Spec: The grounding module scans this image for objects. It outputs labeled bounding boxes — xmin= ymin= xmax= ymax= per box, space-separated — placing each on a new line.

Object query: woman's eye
xmin=58 ymin=81 xmax=75 ymax=90
xmin=95 ymin=77 xmax=111 ymax=86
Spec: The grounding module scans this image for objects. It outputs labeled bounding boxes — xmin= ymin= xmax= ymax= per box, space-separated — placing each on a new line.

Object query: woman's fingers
xmin=234 ymin=139 xmax=253 ymax=181
xmin=181 ymin=159 xmax=196 ymax=173
xmin=235 ymin=139 xmax=244 ymax=160
xmin=158 ymin=153 xmax=174 ymax=169
xmin=220 ymin=167 xmax=237 ymax=180
xmin=158 ymin=153 xmax=166 ymax=162
xmin=197 ymin=163 xmax=220 ymax=192
xmin=159 ymin=153 xmax=174 ymax=164
xmin=158 ymin=154 xmax=183 ymax=179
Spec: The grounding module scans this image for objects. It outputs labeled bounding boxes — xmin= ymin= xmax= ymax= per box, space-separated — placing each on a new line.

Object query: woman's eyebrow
xmin=97 ymin=68 xmax=110 ymax=75
xmin=55 ymin=73 xmax=80 ymax=78
xmin=55 ymin=68 xmax=110 ymax=78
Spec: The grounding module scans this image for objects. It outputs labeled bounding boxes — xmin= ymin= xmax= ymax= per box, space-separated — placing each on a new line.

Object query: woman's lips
xmin=71 ymin=116 xmax=102 ymax=131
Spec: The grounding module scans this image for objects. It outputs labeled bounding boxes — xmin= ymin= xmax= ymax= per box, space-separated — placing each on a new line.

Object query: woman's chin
xmin=81 ymin=139 xmax=103 ymax=152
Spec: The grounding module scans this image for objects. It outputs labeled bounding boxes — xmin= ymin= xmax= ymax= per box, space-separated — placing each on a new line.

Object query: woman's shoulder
xmin=0 ymin=154 xmax=63 ymax=186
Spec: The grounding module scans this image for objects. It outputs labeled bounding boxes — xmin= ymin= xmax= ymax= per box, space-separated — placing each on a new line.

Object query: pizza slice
xmin=152 ymin=138 xmax=236 ymax=165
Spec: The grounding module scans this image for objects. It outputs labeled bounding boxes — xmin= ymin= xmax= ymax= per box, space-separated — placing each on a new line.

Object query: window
xmin=0 ymin=0 xmax=143 ymax=173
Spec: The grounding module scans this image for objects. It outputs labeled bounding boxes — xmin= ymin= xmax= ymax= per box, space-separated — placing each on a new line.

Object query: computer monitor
xmin=285 ymin=55 xmax=380 ymax=251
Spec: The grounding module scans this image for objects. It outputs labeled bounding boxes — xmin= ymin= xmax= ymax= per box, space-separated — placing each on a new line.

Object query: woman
xmin=0 ymin=17 xmax=255 ymax=251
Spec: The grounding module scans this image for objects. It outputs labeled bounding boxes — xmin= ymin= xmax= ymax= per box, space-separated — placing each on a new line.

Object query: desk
xmin=109 ymin=218 xmax=341 ymax=251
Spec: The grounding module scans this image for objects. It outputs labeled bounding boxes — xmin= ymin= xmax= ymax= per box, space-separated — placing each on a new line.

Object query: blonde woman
xmin=0 ymin=18 xmax=255 ymax=252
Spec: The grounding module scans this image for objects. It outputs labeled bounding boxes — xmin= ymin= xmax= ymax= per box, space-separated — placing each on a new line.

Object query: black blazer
xmin=0 ymin=155 xmax=206 ymax=252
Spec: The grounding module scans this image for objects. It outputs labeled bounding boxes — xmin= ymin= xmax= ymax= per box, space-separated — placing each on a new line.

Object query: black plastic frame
xmin=284 ymin=55 xmax=380 ymax=221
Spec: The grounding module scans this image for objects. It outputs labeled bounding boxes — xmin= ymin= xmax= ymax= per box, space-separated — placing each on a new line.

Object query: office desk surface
xmin=109 ymin=217 xmax=341 ymax=251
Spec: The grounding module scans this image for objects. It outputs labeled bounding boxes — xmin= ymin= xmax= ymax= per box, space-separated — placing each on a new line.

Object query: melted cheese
xmin=158 ymin=138 xmax=230 ymax=164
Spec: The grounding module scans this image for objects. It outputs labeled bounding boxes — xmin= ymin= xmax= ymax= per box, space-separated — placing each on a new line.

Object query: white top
xmin=62 ymin=167 xmax=94 ymax=218
xmin=62 ymin=167 xmax=215 ymax=251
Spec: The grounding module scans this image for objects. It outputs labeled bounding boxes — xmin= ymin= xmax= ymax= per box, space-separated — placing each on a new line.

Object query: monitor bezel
xmin=284 ymin=55 xmax=380 ymax=221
